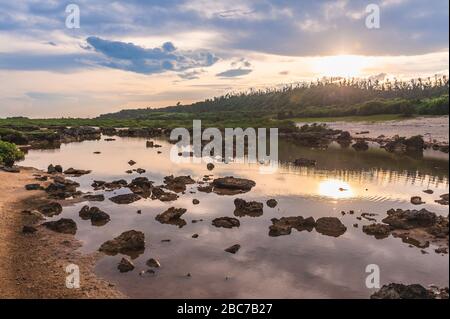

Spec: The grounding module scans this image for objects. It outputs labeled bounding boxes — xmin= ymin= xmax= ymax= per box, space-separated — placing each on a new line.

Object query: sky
xmin=0 ymin=0 xmax=448 ymax=118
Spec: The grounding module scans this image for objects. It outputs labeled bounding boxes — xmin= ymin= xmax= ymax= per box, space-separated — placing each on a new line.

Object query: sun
xmin=314 ymin=55 xmax=368 ymax=78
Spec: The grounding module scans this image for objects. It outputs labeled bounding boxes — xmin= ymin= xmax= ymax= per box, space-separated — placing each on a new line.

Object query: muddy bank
xmin=0 ymin=167 xmax=124 ymax=298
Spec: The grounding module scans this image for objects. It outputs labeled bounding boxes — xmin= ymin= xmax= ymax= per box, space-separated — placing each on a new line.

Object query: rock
xmin=47 ymin=164 xmax=56 ymax=174
xmin=89 ymin=207 xmax=111 ymax=226
xmin=224 ymin=244 xmax=241 ymax=254
xmin=192 ymin=199 xmax=200 ymax=205
xmin=212 ymin=177 xmax=256 ymax=195
xmin=336 ymin=131 xmax=352 ymax=144
xmin=128 ymin=177 xmax=153 ymax=197
xmin=384 ymin=136 xmax=425 ymax=154
xmin=266 ymin=199 xmax=278 ymax=208
xmin=25 ymin=183 xmax=43 ymax=191
xmin=411 ymin=196 xmax=425 ymax=205
xmin=38 ymin=202 xmax=63 ymax=217
xmin=293 ymin=158 xmax=316 ymax=167
xmin=370 ymin=283 xmax=435 ymax=299
xmin=164 ymin=175 xmax=195 ymax=193
xmin=315 ymin=217 xmax=347 ymax=237
xmin=63 ymin=168 xmax=91 ymax=176
xmin=128 ymin=160 xmax=136 ymax=166
xmin=43 ymin=218 xmax=77 ymax=234
xmin=103 ymin=179 xmax=128 ymax=190
xmin=151 ymin=187 xmax=178 ymax=202
xmin=99 ymin=230 xmax=145 ymax=255
xmin=352 ymin=140 xmax=369 ymax=151
xmin=382 ymin=208 xmax=437 ymax=229
xmin=146 ymin=141 xmax=162 ymax=148
xmin=0 ymin=165 xmax=20 ymax=173
xmin=361 ymin=212 xmax=378 ymax=222
xmin=207 ymin=163 xmax=215 ymax=171
xmin=22 ymin=225 xmax=37 ymax=234
xmin=435 ymin=247 xmax=448 ymax=254
xmin=362 ymin=223 xmax=392 ymax=239
xmin=435 ymin=193 xmax=449 ymax=205
xmin=146 ymin=258 xmax=161 ymax=268
xmin=135 ymin=168 xmax=146 ymax=174
xmin=269 ymin=216 xmax=315 ymax=236
xmin=392 ymin=232 xmax=430 ymax=248
xmin=423 ymin=189 xmax=434 ymax=194
xmin=83 ymin=194 xmax=105 ymax=201
xmin=155 ymin=207 xmax=187 ymax=228
xmin=212 ymin=217 xmax=240 ymax=229
xmin=192 ymin=234 xmax=199 ymax=238
xmin=233 ymin=198 xmax=263 ymax=217
xmin=45 ymin=177 xmax=80 ymax=199
xmin=198 ymin=185 xmax=213 ymax=193
xmin=118 ymin=257 xmax=135 ymax=273
xmin=109 ymin=193 xmax=141 ymax=204
xmin=54 ymin=165 xmax=63 ymax=173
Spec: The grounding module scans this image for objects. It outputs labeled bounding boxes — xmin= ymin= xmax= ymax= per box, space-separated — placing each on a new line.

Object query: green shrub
xmin=0 ymin=141 xmax=25 ymax=166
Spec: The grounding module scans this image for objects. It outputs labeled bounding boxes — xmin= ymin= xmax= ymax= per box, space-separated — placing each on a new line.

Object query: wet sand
xmin=0 ymin=167 xmax=124 ymax=298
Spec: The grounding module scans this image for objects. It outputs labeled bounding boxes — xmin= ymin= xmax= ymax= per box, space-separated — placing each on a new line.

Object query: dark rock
xmin=25 ymin=183 xmax=43 ymax=191
xmin=212 ymin=177 xmax=256 ymax=195
xmin=293 ymin=158 xmax=316 ymax=167
xmin=233 ymin=198 xmax=263 ymax=217
xmin=128 ymin=177 xmax=153 ymax=196
xmin=198 ymin=185 xmax=213 ymax=193
xmin=22 ymin=225 xmax=37 ymax=234
xmin=411 ymin=196 xmax=425 ymax=205
xmin=128 ymin=160 xmax=136 ymax=166
xmin=109 ymin=193 xmax=141 ymax=204
xmin=212 ymin=217 xmax=240 ymax=229
xmin=192 ymin=233 xmax=199 ymax=238
xmin=315 ymin=217 xmax=347 ymax=237
xmin=83 ymin=194 xmax=105 ymax=201
xmin=192 ymin=199 xmax=200 ymax=205
xmin=224 ymin=244 xmax=241 ymax=254
xmin=117 ymin=257 xmax=135 ymax=273
xmin=362 ymin=223 xmax=392 ymax=239
xmin=38 ymin=202 xmax=63 ymax=217
xmin=423 ymin=189 xmax=434 ymax=194
xmin=63 ymin=168 xmax=91 ymax=176
xmin=435 ymin=193 xmax=449 ymax=205
xmin=382 ymin=209 xmax=437 ymax=229
xmin=155 ymin=207 xmax=187 ymax=228
xmin=352 ymin=140 xmax=369 ymax=151
xmin=151 ymin=187 xmax=178 ymax=202
xmin=207 ymin=163 xmax=215 ymax=171
xmin=269 ymin=216 xmax=315 ymax=236
xmin=164 ymin=175 xmax=195 ymax=193
xmin=266 ymin=199 xmax=278 ymax=208
xmin=370 ymin=283 xmax=434 ymax=299
xmin=99 ymin=230 xmax=145 ymax=255
xmin=146 ymin=258 xmax=161 ymax=268
xmin=43 ymin=218 xmax=77 ymax=234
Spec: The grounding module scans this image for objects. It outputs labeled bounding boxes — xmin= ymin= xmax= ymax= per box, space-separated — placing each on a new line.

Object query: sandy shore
xmin=0 ymin=166 xmax=125 ymax=298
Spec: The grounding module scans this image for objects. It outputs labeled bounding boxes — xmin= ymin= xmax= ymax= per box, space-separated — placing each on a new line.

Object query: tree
xmin=0 ymin=141 xmax=25 ymax=167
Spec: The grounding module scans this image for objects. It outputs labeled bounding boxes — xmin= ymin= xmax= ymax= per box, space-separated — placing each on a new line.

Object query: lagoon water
xmin=20 ymin=135 xmax=449 ymax=298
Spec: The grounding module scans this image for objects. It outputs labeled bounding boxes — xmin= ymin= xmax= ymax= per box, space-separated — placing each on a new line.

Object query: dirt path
xmin=0 ymin=167 xmax=125 ymax=298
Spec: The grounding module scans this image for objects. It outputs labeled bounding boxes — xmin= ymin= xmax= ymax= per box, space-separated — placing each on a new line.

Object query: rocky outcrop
xmin=370 ymin=283 xmax=443 ymax=299
xmin=38 ymin=202 xmax=63 ymax=217
xmin=382 ymin=209 xmax=438 ymax=229
xmin=269 ymin=216 xmax=315 ymax=236
xmin=211 ymin=177 xmax=256 ymax=195
xmin=383 ymin=135 xmax=425 ymax=154
xmin=212 ymin=217 xmax=240 ymax=229
xmin=43 ymin=218 xmax=77 ymax=234
xmin=151 ymin=187 xmax=179 ymax=202
xmin=164 ymin=175 xmax=195 ymax=193
xmin=99 ymin=230 xmax=145 ymax=256
xmin=109 ymin=193 xmax=141 ymax=204
xmin=128 ymin=177 xmax=153 ymax=197
xmin=315 ymin=217 xmax=347 ymax=237
xmin=63 ymin=168 xmax=92 ymax=176
xmin=362 ymin=223 xmax=392 ymax=239
xmin=155 ymin=207 xmax=187 ymax=228
xmin=233 ymin=198 xmax=263 ymax=217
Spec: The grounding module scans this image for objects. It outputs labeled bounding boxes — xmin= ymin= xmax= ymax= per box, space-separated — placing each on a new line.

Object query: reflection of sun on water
xmin=318 ymin=179 xmax=354 ymax=199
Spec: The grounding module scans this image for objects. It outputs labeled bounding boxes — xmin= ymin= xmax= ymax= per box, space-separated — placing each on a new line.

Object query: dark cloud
xmin=216 ymin=68 xmax=253 ymax=77
xmin=85 ymin=36 xmax=218 ymax=75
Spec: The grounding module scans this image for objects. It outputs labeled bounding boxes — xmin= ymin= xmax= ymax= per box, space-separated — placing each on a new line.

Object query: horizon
xmin=0 ymin=0 xmax=449 ymax=118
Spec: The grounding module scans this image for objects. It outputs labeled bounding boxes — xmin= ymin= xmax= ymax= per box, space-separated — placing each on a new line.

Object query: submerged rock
xmin=315 ymin=217 xmax=347 ymax=237
xmin=233 ymin=198 xmax=263 ymax=217
xmin=266 ymin=199 xmax=278 ymax=208
xmin=269 ymin=216 xmax=316 ymax=237
xmin=211 ymin=177 xmax=256 ymax=195
xmin=155 ymin=207 xmax=187 ymax=228
xmin=109 ymin=193 xmax=141 ymax=204
xmin=362 ymin=223 xmax=392 ymax=239
xmin=63 ymin=168 xmax=91 ymax=176
xmin=118 ymin=257 xmax=135 ymax=273
xmin=99 ymin=230 xmax=145 ymax=256
xmin=212 ymin=217 xmax=240 ymax=229
xmin=43 ymin=218 xmax=77 ymax=234
xmin=38 ymin=202 xmax=63 ymax=217
xmin=224 ymin=244 xmax=241 ymax=254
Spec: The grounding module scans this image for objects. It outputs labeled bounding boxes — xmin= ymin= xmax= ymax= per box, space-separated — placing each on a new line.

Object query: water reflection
xmin=19 ymin=135 xmax=449 ymax=298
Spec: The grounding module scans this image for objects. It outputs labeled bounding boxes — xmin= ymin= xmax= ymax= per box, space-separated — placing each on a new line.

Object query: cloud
xmin=217 ymin=58 xmax=253 ymax=77
xmin=85 ymin=36 xmax=218 ymax=75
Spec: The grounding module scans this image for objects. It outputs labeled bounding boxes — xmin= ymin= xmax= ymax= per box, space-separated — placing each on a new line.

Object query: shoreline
xmin=0 ymin=166 xmax=125 ymax=299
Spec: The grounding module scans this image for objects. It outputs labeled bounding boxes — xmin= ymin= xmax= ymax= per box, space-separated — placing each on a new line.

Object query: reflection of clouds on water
xmin=21 ymin=135 xmax=449 ymax=298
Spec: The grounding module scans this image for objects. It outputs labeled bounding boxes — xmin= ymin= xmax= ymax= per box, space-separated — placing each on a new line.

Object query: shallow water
xmin=21 ymin=136 xmax=449 ymax=298
xmin=297 ymin=116 xmax=450 ymax=143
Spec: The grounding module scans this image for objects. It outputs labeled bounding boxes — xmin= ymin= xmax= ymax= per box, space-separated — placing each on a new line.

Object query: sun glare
xmin=318 ymin=179 xmax=354 ymax=199
xmin=314 ymin=55 xmax=368 ymax=77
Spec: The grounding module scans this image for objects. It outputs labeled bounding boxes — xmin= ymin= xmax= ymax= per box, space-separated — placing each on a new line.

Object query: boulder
xmin=38 ymin=202 xmax=63 ymax=217
xmin=63 ymin=168 xmax=91 ymax=176
xmin=266 ymin=199 xmax=278 ymax=208
xmin=25 ymin=183 xmax=43 ymax=191
xmin=155 ymin=207 xmax=187 ymax=228
xmin=212 ymin=177 xmax=256 ymax=195
xmin=109 ymin=193 xmax=141 ymax=204
xmin=233 ymin=198 xmax=263 ymax=217
xmin=212 ymin=217 xmax=240 ymax=229
xmin=362 ymin=223 xmax=392 ymax=239
xmin=151 ymin=187 xmax=179 ymax=202
xmin=99 ymin=230 xmax=145 ymax=255
xmin=411 ymin=196 xmax=425 ymax=205
xmin=146 ymin=258 xmax=161 ymax=268
xmin=269 ymin=216 xmax=315 ymax=236
xmin=224 ymin=244 xmax=241 ymax=254
xmin=43 ymin=218 xmax=77 ymax=234
xmin=117 ymin=257 xmax=135 ymax=273
xmin=352 ymin=140 xmax=369 ymax=151
xmin=315 ymin=217 xmax=347 ymax=237
xmin=382 ymin=209 xmax=437 ymax=230
xmin=164 ymin=175 xmax=195 ymax=193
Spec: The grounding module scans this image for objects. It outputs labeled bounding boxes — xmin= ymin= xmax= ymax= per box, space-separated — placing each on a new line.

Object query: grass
xmin=291 ymin=114 xmax=426 ymax=123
